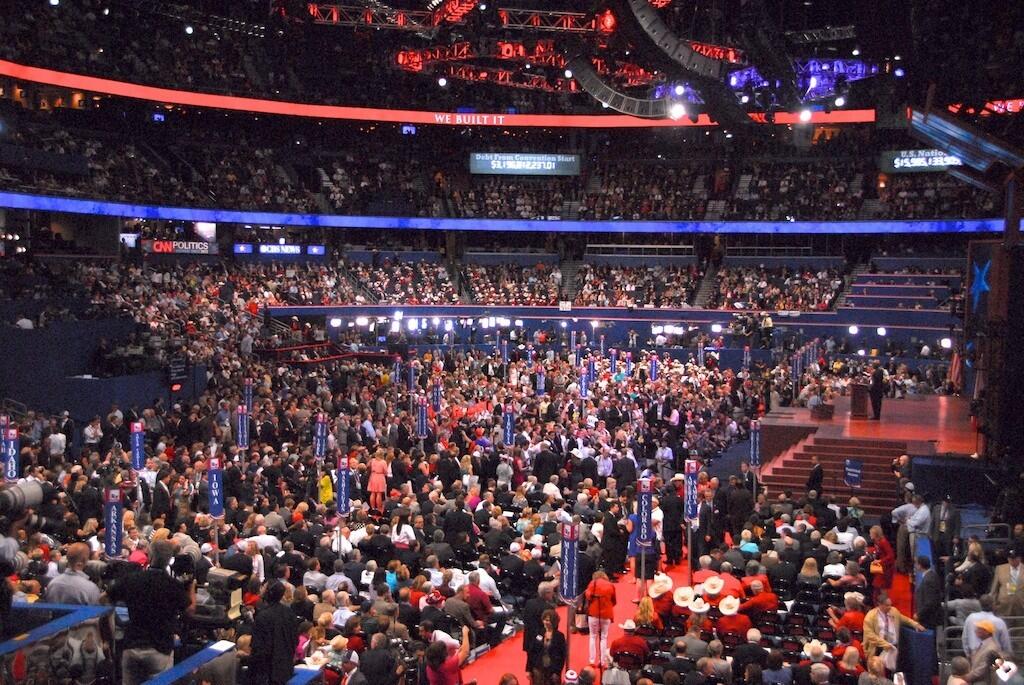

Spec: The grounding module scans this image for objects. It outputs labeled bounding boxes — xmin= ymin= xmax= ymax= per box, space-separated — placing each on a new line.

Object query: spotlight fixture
xmin=668 ymin=102 xmax=687 ymax=120
xmin=834 ymin=95 xmax=846 ymax=107
xmin=848 ymin=325 xmax=859 ymax=335
xmin=799 ymin=108 xmax=812 ymax=123
xmin=185 ymin=25 xmax=194 ymax=34
xmin=437 ymin=77 xmax=448 ymax=87
xmin=564 ymin=69 xmax=573 ymax=79
xmin=674 ymin=84 xmax=685 ymax=96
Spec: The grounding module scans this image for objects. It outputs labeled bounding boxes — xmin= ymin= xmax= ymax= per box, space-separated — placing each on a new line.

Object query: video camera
xmin=0 ymin=481 xmax=65 ymax=536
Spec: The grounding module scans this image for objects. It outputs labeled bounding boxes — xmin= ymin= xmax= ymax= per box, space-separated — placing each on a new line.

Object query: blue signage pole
xmin=314 ymin=413 xmax=328 ymax=460
xmin=626 ymin=351 xmax=633 ymax=376
xmin=392 ymin=357 xmax=402 ymax=385
xmin=208 ymin=456 xmax=224 ymax=519
xmin=503 ymin=404 xmax=515 ymax=445
xmin=130 ymin=421 xmax=145 ymax=472
xmin=527 ymin=345 xmax=535 ymax=364
xmin=749 ymin=420 xmax=761 ymax=468
xmin=103 ymin=488 xmax=123 ymax=558
xmin=535 ymin=366 xmax=545 ymax=396
xmin=336 ymin=455 xmax=351 ymax=516
xmin=236 ymin=405 xmax=249 ymax=450
xmin=417 ymin=396 xmax=429 ymax=440
xmin=431 ymin=377 xmax=443 ymax=413
xmin=570 ymin=330 xmax=576 ymax=352
xmin=685 ymin=459 xmax=700 ymax=584
xmin=637 ymin=478 xmax=654 ymax=598
xmin=610 ymin=349 xmax=618 ymax=375
xmin=697 ymin=344 xmax=705 ymax=367
xmin=560 ymin=520 xmax=580 ymax=672
xmin=243 ymin=379 xmax=253 ymax=414
xmin=600 ymin=335 xmax=605 ymax=357
xmin=3 ymin=428 xmax=20 ymax=483
xmin=588 ymin=356 xmax=596 ymax=388
xmin=650 ymin=356 xmax=659 ymax=382
xmin=579 ymin=366 xmax=589 ymax=399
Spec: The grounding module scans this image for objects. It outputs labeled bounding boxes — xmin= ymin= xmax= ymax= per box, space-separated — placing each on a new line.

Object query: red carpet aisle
xmin=463 ymin=562 xmax=916 ymax=684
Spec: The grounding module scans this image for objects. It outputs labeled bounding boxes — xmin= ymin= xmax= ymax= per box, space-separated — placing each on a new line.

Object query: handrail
xmin=142 ymin=640 xmax=237 ymax=685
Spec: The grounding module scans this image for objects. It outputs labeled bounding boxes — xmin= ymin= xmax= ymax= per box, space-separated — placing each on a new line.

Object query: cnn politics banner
xmin=141 ymin=239 xmax=219 ymax=255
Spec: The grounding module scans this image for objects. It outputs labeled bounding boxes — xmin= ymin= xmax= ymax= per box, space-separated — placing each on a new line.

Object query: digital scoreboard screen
xmin=469 ymin=152 xmax=581 ymax=176
xmin=879 ymin=149 xmax=963 ymax=173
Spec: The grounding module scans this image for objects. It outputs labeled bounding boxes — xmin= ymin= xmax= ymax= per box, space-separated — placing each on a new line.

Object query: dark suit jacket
xmin=732 ymin=642 xmax=768 ymax=680
xmin=806 ymin=464 xmax=824 ymax=493
xmin=915 ymin=569 xmax=943 ymax=628
xmin=521 ymin=596 xmax=555 ymax=653
xmin=250 ymin=602 xmax=299 ymax=685
xmin=526 ymin=629 xmax=567 ymax=672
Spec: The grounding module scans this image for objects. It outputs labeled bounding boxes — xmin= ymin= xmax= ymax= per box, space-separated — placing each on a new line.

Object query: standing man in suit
xmin=250 ymin=582 xmax=299 ymax=685
xmin=739 ymin=461 xmax=758 ymax=496
xmin=806 ymin=455 xmax=824 ymax=494
xmin=930 ymin=495 xmax=961 ymax=568
xmin=990 ymin=548 xmax=1024 ymax=616
xmin=914 ymin=556 xmax=943 ymax=629
xmin=661 ymin=477 xmax=685 ymax=568
xmin=151 ymin=467 xmax=175 ymax=530
xmin=869 ymin=361 xmax=886 ymax=420
xmin=695 ymin=490 xmax=715 ymax=570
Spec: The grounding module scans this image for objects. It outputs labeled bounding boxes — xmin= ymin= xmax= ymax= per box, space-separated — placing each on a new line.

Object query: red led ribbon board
xmin=0 ymin=60 xmax=875 ymax=128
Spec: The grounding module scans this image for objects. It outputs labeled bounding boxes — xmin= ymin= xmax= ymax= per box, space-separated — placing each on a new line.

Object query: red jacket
xmin=584 ymin=578 xmax=617 ymax=621
xmin=610 ymin=634 xmax=650 ymax=660
xmin=740 ymin=591 xmax=780 ymax=617
xmin=466 ymin=584 xmax=493 ymax=621
xmin=741 ymin=574 xmax=772 ymax=592
xmin=715 ymin=613 xmax=753 ymax=636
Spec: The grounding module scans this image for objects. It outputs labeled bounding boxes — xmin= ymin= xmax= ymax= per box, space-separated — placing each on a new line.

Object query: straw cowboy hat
xmin=718 ymin=595 xmax=741 ymax=616
xmin=702 ymin=576 xmax=725 ymax=596
xmin=673 ymin=586 xmax=695 ymax=607
xmin=688 ymin=597 xmax=711 ymax=613
xmin=802 ymin=640 xmax=828 ymax=659
xmin=648 ymin=573 xmax=674 ymax=598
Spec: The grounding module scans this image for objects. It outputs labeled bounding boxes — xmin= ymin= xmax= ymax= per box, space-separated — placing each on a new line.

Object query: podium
xmin=850 ymin=382 xmax=869 ymax=419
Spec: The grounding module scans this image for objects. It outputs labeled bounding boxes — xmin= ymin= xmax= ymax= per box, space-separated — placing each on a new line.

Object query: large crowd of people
xmin=0 ymin=112 xmax=1001 ymax=223
xmin=708 ymin=267 xmax=845 ymax=312
xmin=464 ymin=263 xmax=562 ymax=306
xmin=574 ymin=264 xmax=703 ymax=308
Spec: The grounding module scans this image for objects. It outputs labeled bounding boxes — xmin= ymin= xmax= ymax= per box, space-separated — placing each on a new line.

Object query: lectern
xmin=850 ymin=382 xmax=869 ymax=419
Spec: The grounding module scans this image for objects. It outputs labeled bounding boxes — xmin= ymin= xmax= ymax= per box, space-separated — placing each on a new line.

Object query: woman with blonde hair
xmin=868 ymin=525 xmax=896 ymax=596
xmin=837 ymin=646 xmax=865 ymax=677
xmin=366 ymin=449 xmax=388 ymax=512
xmin=798 ymin=557 xmax=821 ymax=585
xmin=633 ymin=595 xmax=663 ymax=631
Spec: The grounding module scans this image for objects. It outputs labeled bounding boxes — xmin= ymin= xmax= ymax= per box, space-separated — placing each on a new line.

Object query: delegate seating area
xmin=574 ymin=264 xmax=703 ymax=308
xmin=708 ymin=267 xmax=846 ymax=312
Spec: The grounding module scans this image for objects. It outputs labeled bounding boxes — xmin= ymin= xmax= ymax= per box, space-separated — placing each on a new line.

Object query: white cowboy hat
xmin=703 ymin=576 xmax=725 ymax=596
xmin=688 ymin=597 xmax=711 ymax=613
xmin=671 ymin=473 xmax=685 ymax=482
xmin=718 ymin=595 xmax=741 ymax=616
xmin=619 ymin=619 xmax=637 ymax=631
xmin=844 ymin=591 xmax=865 ymax=605
xmin=673 ymin=586 xmax=695 ymax=607
xmin=648 ymin=573 xmax=674 ymax=598
xmin=802 ymin=639 xmax=828 ymax=659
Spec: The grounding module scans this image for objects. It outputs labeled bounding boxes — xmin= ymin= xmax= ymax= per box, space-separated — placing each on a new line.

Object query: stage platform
xmin=759 ymin=395 xmax=976 ymax=517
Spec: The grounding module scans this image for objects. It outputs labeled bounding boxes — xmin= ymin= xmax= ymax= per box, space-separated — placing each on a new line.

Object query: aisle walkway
xmin=463 ymin=559 xmax=914 ymax=683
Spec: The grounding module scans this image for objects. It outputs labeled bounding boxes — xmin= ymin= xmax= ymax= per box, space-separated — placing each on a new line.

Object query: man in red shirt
xmin=739 ymin=580 xmax=780 ymax=620
xmin=465 ymin=571 xmax=507 ymax=647
xmin=609 ymin=620 xmax=651 ymax=665
xmin=716 ymin=595 xmax=753 ymax=636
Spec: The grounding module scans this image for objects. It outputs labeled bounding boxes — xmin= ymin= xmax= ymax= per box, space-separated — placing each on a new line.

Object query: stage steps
xmin=760 ymin=435 xmax=905 ymax=517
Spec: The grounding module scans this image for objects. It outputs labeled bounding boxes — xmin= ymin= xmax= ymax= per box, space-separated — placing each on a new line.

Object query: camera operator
xmin=359 ymin=632 xmax=405 ymax=685
xmin=108 ymin=539 xmax=196 ymax=685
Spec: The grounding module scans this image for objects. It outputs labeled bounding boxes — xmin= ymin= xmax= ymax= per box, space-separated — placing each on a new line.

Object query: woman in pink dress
xmin=367 ymin=451 xmax=388 ymax=512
